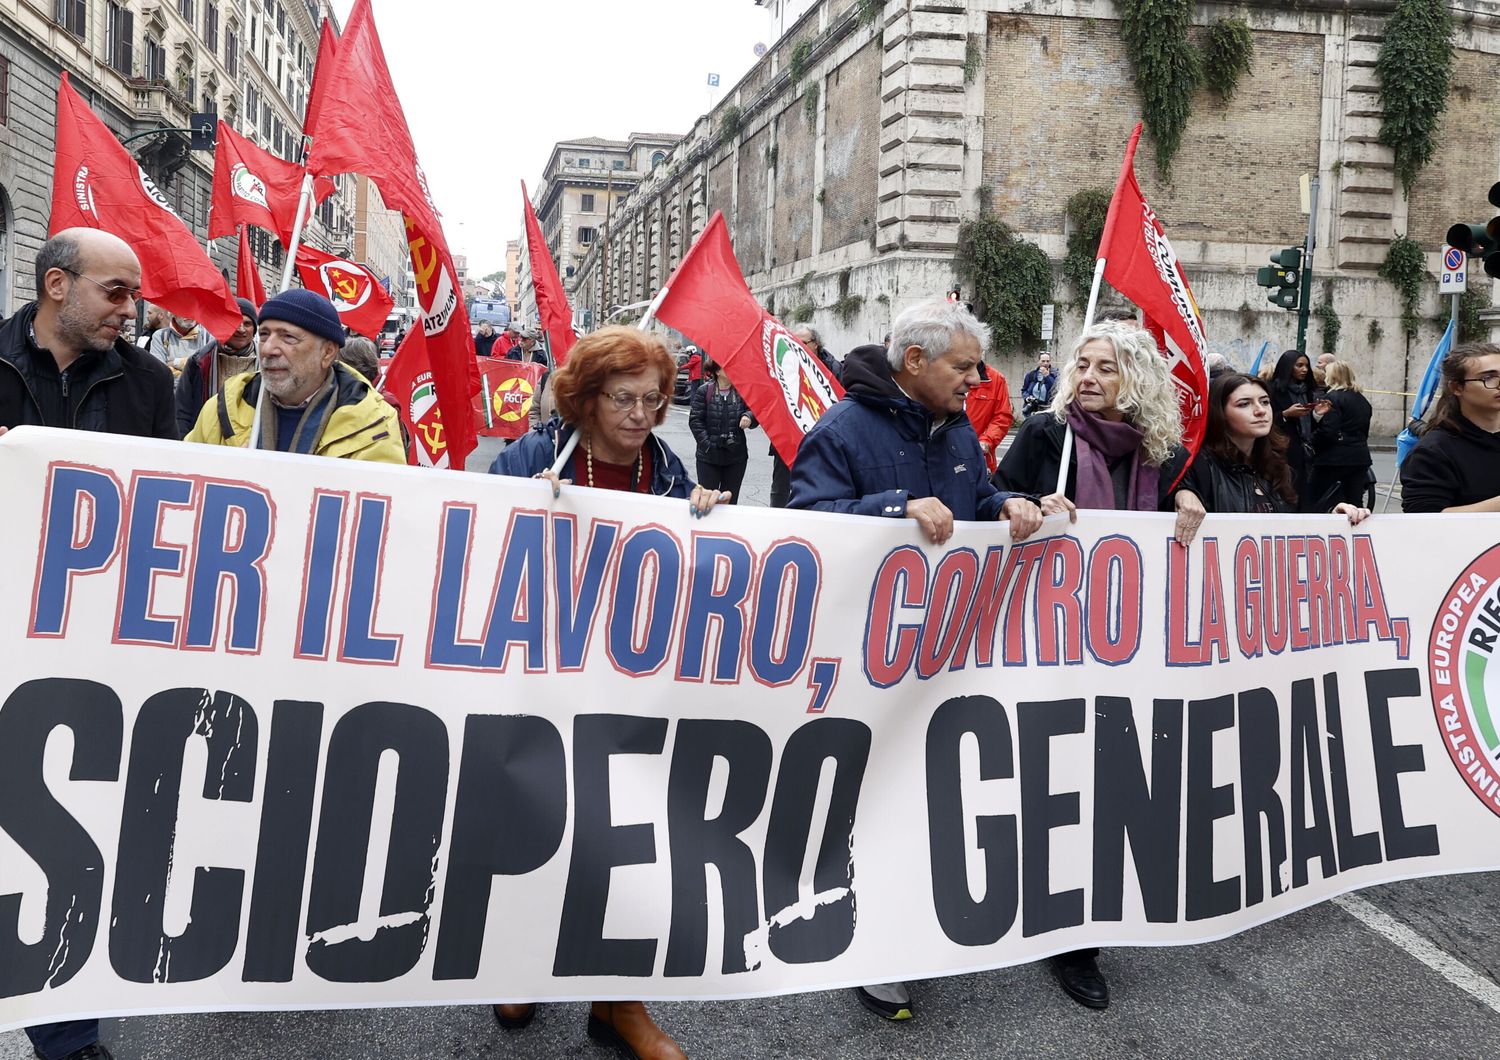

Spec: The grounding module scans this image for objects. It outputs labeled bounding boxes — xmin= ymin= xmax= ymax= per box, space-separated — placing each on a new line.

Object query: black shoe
xmin=854 ymin=982 xmax=915 ymax=1021
xmin=1052 ymin=953 xmax=1110 ymax=1009
xmin=36 ymin=1047 xmax=113 ymax=1060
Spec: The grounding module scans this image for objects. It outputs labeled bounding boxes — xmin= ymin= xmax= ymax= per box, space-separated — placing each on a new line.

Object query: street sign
xmin=707 ymin=73 xmax=721 ymax=87
xmin=1441 ymin=243 xmax=1467 ymax=294
xmin=1041 ymin=303 xmax=1055 ymax=341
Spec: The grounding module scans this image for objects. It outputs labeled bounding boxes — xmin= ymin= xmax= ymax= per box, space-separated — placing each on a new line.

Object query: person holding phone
xmin=1268 ymin=349 xmax=1316 ymax=508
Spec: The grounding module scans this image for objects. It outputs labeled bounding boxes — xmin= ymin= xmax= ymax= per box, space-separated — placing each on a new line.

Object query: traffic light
xmin=1256 ymin=247 xmax=1302 ymax=310
xmin=1445 ymin=181 xmax=1500 ymax=278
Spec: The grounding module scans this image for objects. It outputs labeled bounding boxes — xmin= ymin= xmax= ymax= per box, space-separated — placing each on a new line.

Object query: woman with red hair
xmin=486 ymin=326 xmax=725 ymax=1058
xmin=491 ymin=326 xmax=730 ymax=519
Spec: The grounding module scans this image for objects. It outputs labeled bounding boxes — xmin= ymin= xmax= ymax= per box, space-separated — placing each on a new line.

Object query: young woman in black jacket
xmin=1307 ymin=359 xmax=1373 ymax=508
xmin=1176 ymin=373 xmax=1369 ymax=523
xmin=1268 ymin=349 xmax=1316 ymax=508
xmin=688 ymin=352 xmax=756 ymax=503
xmin=1401 ymin=341 xmax=1500 ymax=512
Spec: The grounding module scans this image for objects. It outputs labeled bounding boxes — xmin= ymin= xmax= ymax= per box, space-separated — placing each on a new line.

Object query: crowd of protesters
xmin=3 ymin=230 xmax=1499 ymax=1060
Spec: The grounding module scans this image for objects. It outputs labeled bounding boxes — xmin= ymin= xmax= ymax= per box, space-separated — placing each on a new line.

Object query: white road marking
xmin=1335 ymin=892 xmax=1500 ymax=1014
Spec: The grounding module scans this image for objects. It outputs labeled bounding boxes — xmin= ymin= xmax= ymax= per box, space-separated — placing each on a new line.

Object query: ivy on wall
xmin=1120 ymin=0 xmax=1201 ymax=176
xmin=1376 ymin=0 xmax=1454 ymax=190
xmin=1203 ymin=18 xmax=1254 ymax=99
xmin=955 ymin=214 xmax=1054 ymax=350
xmin=1378 ymin=235 xmax=1427 ymax=338
xmin=1314 ymin=285 xmax=1341 ymax=355
xmin=1062 ymin=188 xmax=1112 ymax=307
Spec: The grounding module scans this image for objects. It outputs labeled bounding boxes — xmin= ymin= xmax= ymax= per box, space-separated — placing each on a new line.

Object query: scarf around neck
xmin=1067 ymin=400 xmax=1159 ymax=511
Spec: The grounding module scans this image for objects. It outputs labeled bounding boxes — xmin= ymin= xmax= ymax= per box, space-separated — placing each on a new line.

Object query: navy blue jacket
xmin=489 ymin=419 xmax=694 ymax=498
xmin=788 ymin=344 xmax=1023 ymax=521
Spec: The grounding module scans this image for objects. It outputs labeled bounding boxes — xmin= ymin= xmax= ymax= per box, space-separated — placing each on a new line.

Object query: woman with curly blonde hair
xmin=993 ymin=319 xmax=1206 ymax=1011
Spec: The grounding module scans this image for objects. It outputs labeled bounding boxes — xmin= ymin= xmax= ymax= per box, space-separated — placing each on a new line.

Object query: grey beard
xmin=57 ymin=297 xmax=115 ymax=353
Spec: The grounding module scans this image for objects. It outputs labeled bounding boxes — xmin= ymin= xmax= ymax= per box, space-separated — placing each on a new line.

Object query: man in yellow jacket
xmin=186 ymin=288 xmax=404 ymax=464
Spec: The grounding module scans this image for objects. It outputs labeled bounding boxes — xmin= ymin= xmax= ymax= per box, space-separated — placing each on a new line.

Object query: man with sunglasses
xmin=0 ymin=232 xmax=177 ymax=1060
xmin=0 ymin=227 xmax=176 ymax=448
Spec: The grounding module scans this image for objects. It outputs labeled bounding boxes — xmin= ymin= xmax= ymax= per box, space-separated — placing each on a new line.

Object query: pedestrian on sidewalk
xmin=689 ymin=350 xmax=755 ymax=503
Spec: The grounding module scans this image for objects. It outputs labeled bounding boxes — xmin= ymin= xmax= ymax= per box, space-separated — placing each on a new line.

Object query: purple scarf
xmin=1068 ymin=401 xmax=1159 ymax=511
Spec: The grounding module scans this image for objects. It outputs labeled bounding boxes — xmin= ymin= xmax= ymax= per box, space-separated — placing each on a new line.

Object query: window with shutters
xmin=146 ymin=37 xmax=166 ymax=81
xmin=204 ymin=3 xmax=218 ymax=51
xmin=0 ymin=57 xmax=8 ymax=127
xmin=177 ymin=0 xmax=195 ymax=27
xmin=225 ymin=23 xmax=239 ymax=77
xmin=578 ymin=227 xmax=598 ymax=245
xmin=106 ymin=3 xmax=134 ymax=77
xmin=54 ymin=0 xmax=87 ymax=39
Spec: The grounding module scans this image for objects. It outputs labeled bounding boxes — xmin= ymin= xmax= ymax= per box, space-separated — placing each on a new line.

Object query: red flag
xmin=50 ymin=73 xmax=240 ymax=341
xmin=520 ymin=182 xmax=577 ymax=367
xmin=235 ymin=226 xmax=266 ymax=306
xmin=305 ymin=0 xmax=478 ymax=466
xmin=302 ymin=18 xmax=339 ymax=145
xmin=295 ymin=245 xmax=394 ymax=338
xmin=209 ymin=120 xmax=332 ymax=244
xmin=653 ymin=212 xmax=842 ymax=465
xmin=1097 ymin=122 xmax=1210 ymax=465
xmin=474 ymin=359 xmax=546 ymax=440
xmin=383 ymin=326 xmax=451 ymax=467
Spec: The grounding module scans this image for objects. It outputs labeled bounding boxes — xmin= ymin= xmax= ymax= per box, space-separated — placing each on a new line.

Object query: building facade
xmin=352 ymin=173 xmax=409 ymax=312
xmin=515 ymin=131 xmax=680 ymax=325
xmin=573 ymin=0 xmax=1500 ymax=435
xmin=0 ymin=0 xmax=352 ymax=316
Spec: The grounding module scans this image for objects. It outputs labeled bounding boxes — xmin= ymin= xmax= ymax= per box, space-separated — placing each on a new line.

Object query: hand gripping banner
xmin=1 ymin=425 xmax=1498 ymax=1031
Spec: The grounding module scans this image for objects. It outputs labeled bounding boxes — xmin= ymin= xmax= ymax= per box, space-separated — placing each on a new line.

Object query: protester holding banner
xmin=1174 ymin=373 xmax=1369 ymax=523
xmin=1308 ymin=360 xmax=1373 ymax=509
xmin=688 ymin=351 xmax=756 ymax=503
xmin=995 ymin=321 xmax=1204 ymax=547
xmin=0 ymin=228 xmax=180 ymax=1060
xmin=1401 ymin=341 xmax=1500 ymax=512
xmin=174 ymin=297 xmax=260 ymax=437
xmin=486 ymin=325 xmax=723 ymax=1060
xmin=787 ymin=297 xmax=1040 ymax=1021
xmin=185 ymin=289 xmax=404 ymax=463
xmin=1268 ymin=350 xmax=1317 ymax=509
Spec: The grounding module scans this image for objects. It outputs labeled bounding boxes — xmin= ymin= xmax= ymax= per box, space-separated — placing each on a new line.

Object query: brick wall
xmin=1406 ymin=48 xmax=1500 ymax=247
xmin=737 ymin=124 xmax=770 ymax=267
xmin=982 ymin=15 xmax=1321 ymax=246
xmin=773 ymin=95 xmax=816 ymax=266
xmin=821 ymin=38 xmax=880 ymax=251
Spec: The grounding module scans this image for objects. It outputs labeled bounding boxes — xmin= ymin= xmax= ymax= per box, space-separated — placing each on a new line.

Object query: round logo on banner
xmin=761 ymin=319 xmax=838 ymax=431
xmin=408 ymin=372 xmax=448 ymax=467
xmin=319 ymin=260 xmax=373 ymax=312
xmin=137 ymin=166 xmax=179 ymax=218
xmin=491 ymin=375 xmax=535 ymax=422
xmin=1428 ymin=543 xmax=1500 ymax=818
xmin=230 ymin=163 xmax=270 ymax=209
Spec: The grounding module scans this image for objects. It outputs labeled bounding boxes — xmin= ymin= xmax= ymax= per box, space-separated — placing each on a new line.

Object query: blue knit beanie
xmin=258 ymin=288 xmax=345 ymax=347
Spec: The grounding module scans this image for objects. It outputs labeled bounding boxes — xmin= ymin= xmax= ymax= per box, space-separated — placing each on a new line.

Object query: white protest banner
xmin=1 ymin=425 xmax=1497 ymax=1031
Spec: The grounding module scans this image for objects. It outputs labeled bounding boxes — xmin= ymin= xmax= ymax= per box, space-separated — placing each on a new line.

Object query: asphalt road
xmin=3 ymin=414 xmax=1440 ymax=1060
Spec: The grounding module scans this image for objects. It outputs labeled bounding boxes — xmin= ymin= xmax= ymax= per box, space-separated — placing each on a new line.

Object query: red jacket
xmin=966 ymin=365 xmax=1014 ymax=472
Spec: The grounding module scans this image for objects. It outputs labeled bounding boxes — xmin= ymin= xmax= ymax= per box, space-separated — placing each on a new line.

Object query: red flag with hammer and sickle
xmin=305 ymin=0 xmax=479 ymax=466
xmin=294 ymin=244 xmax=393 ymax=338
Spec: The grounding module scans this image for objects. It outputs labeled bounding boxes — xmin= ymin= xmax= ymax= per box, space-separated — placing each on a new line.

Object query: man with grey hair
xmin=788 ymin=298 xmax=1043 ymax=1021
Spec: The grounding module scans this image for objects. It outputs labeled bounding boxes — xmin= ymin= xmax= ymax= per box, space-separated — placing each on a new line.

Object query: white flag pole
xmin=636 ymin=284 xmax=670 ymax=332
xmin=1056 ymin=257 xmax=1107 ymax=495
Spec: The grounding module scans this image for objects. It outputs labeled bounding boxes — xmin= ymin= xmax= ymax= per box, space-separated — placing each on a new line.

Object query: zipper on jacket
xmin=70 ymin=367 xmax=123 ymax=429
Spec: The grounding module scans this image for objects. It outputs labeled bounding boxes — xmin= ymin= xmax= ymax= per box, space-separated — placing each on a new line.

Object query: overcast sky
xmin=328 ymin=0 xmax=776 ymax=280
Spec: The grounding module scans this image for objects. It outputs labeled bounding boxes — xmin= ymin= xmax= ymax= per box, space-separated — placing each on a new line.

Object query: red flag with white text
xmin=209 ymin=120 xmax=332 ymax=244
xmin=383 ymin=325 xmax=450 ymax=467
xmin=520 ymin=182 xmax=576 ymax=367
xmin=295 ymin=245 xmax=394 ymax=338
xmin=305 ymin=0 xmax=479 ymax=465
xmin=653 ymin=212 xmax=842 ymax=465
xmin=236 ymin=227 xmax=267 ymax=306
xmin=50 ymin=73 xmax=241 ymax=341
xmin=1097 ymin=122 xmax=1210 ymax=463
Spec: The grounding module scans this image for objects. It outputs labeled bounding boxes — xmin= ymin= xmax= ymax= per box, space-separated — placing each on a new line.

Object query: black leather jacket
xmin=689 ymin=379 xmax=755 ymax=461
xmin=1177 ymin=449 xmax=1292 ymax=514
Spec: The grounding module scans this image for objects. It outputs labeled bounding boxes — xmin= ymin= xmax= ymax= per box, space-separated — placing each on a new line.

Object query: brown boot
xmin=587 ymin=1000 xmax=687 ymax=1059
xmin=492 ymin=1003 xmax=536 ymax=1029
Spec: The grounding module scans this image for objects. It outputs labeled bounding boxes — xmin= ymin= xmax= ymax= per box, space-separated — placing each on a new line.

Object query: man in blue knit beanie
xmin=185 ymin=288 xmax=404 ymax=462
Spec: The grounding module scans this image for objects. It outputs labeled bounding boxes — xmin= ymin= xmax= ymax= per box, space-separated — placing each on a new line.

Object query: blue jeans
xmin=25 ymin=1019 xmax=98 ymax=1060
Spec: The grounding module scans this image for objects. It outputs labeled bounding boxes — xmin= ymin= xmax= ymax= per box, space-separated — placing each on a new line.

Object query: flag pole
xmin=636 ymin=284 xmax=670 ymax=332
xmin=251 ymin=171 xmax=315 ymax=451
xmin=1055 ymin=257 xmax=1107 ymax=495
